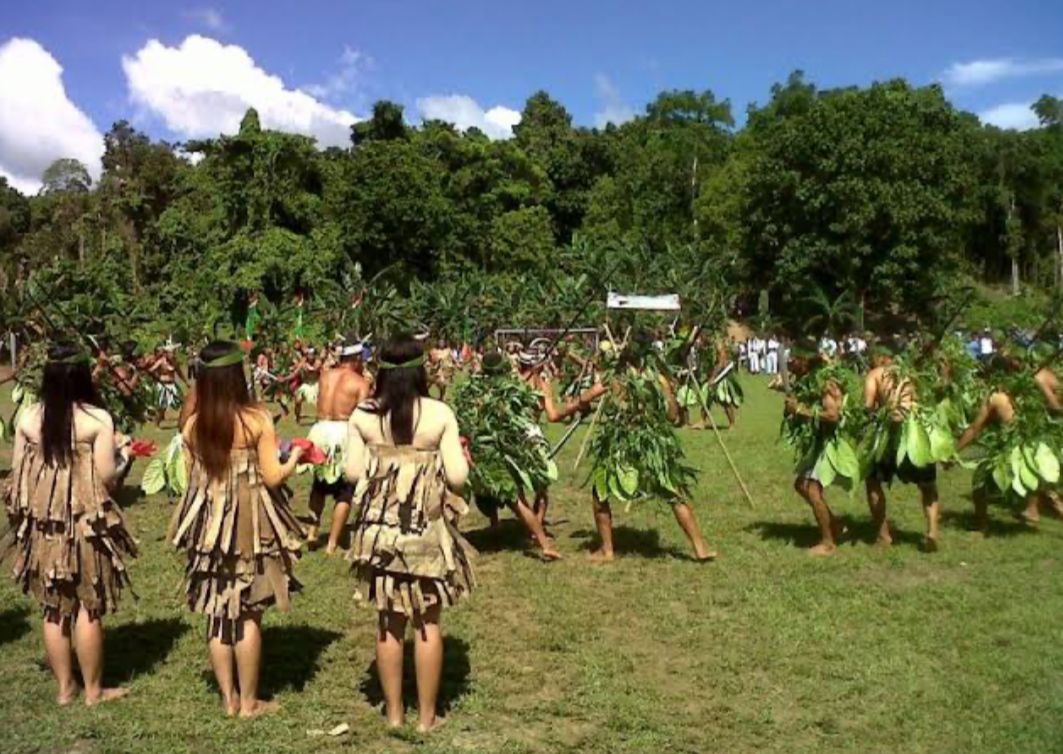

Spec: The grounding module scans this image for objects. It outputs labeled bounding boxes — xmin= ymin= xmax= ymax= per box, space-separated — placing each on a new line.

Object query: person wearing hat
xmin=303 ymin=336 xmax=372 ymax=553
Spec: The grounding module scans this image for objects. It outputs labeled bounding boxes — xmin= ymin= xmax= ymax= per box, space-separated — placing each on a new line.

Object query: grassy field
xmin=1 ymin=377 xmax=1062 ymax=754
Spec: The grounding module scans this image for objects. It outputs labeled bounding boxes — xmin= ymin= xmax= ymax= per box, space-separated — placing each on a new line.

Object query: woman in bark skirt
xmin=344 ymin=336 xmax=474 ymax=733
xmin=4 ymin=342 xmax=136 ymax=706
xmin=169 ymin=340 xmax=305 ymax=718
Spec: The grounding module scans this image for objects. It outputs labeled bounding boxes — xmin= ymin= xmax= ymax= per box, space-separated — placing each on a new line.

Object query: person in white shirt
xmin=978 ymin=329 xmax=994 ymax=360
xmin=747 ymin=337 xmax=761 ymax=374
xmin=819 ymin=334 xmax=838 ymax=360
xmin=765 ymin=336 xmax=780 ymax=375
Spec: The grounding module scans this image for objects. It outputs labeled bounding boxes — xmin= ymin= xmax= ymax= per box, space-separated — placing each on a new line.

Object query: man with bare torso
xmin=957 ymin=356 xmax=1063 ymax=528
xmin=291 ymin=346 xmax=322 ymax=425
xmin=427 ymin=339 xmax=455 ymax=400
xmin=148 ymin=346 xmax=187 ymax=428
xmin=305 ymin=340 xmax=372 ymax=553
xmin=863 ymin=344 xmax=940 ymax=550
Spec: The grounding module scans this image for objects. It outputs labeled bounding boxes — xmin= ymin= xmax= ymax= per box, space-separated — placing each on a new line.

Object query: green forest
xmin=3 ymin=72 xmax=1063 ymax=347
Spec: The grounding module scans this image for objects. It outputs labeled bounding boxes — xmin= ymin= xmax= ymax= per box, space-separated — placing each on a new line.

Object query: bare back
xmin=14 ymin=402 xmax=118 ymax=484
xmin=344 ymin=396 xmax=468 ymax=490
xmin=315 ymin=365 xmax=371 ymax=421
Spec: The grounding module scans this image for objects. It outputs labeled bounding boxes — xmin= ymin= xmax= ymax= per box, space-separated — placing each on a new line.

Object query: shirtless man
xmin=957 ymin=356 xmax=1063 ymax=528
xmin=92 ymin=346 xmax=140 ymax=398
xmin=863 ymin=343 xmax=940 ymax=550
xmin=292 ymin=346 xmax=322 ymax=425
xmin=427 ymin=339 xmax=455 ymax=400
xmin=305 ymin=341 xmax=372 ymax=553
xmin=784 ymin=347 xmax=846 ymax=556
xmin=148 ymin=346 xmax=187 ymax=428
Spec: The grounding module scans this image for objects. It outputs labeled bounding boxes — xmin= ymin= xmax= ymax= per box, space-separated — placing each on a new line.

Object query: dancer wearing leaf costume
xmin=303 ymin=339 xmax=371 ymax=553
xmin=451 ymin=352 xmax=562 ymax=560
xmin=781 ymin=342 xmax=863 ymax=556
xmin=343 ymin=337 xmax=474 ymax=733
xmin=544 ymin=333 xmax=715 ymax=562
xmin=169 ymin=341 xmax=306 ymax=718
xmin=956 ymin=352 xmax=1063 ymax=530
xmin=862 ymin=342 xmax=955 ymax=551
xmin=3 ymin=343 xmax=136 ymax=706
xmin=702 ymin=334 xmax=743 ymax=429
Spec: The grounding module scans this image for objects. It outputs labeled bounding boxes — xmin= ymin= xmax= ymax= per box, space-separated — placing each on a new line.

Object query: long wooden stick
xmin=548 ymin=415 xmax=584 ymax=460
xmin=572 ymin=393 xmax=608 ymax=471
xmin=696 ymin=387 xmax=755 ymax=509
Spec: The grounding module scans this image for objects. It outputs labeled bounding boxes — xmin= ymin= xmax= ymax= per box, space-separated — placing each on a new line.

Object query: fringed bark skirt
xmin=348 ymin=445 xmax=476 ymax=622
xmin=3 ymin=441 xmax=137 ymax=618
xmin=169 ymin=448 xmax=304 ymax=641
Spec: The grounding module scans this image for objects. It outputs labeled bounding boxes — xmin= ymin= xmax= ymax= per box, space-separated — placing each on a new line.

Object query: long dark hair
xmin=41 ymin=342 xmax=100 ymax=467
xmin=192 ymin=340 xmax=253 ymax=479
xmin=371 ymin=337 xmax=428 ymax=445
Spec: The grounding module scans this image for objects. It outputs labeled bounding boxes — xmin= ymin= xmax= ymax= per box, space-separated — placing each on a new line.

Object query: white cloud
xmin=978 ymin=102 xmax=1041 ymax=131
xmin=416 ymin=94 xmax=520 ymax=140
xmin=303 ymin=46 xmax=369 ymax=102
xmin=593 ymin=73 xmax=635 ymax=128
xmin=184 ymin=7 xmax=229 ymax=33
xmin=0 ymin=37 xmax=103 ymax=194
xmin=122 ymin=35 xmax=358 ymax=147
xmin=942 ymin=57 xmax=1063 ymax=88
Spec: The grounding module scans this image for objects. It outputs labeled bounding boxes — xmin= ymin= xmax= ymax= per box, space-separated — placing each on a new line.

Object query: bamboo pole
xmin=696 ymin=381 xmax=756 ymax=509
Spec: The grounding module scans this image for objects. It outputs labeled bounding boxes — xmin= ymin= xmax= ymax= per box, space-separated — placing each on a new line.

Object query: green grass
xmin=2 ymin=378 xmax=1063 ymax=754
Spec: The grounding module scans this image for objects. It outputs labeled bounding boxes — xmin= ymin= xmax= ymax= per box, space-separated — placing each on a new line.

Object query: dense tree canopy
xmin=3 ymin=72 xmax=1063 ymax=350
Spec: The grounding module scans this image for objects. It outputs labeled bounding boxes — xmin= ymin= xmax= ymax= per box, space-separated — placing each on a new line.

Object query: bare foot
xmin=1020 ymin=510 xmax=1040 ymax=526
xmin=325 ymin=544 xmax=339 ymax=557
xmin=239 ymin=700 xmax=280 ymax=719
xmin=416 ymin=715 xmax=448 ymax=734
xmin=56 ymin=686 xmax=80 ymax=706
xmin=540 ymin=545 xmax=563 ymax=562
xmin=922 ymin=535 xmax=939 ymax=553
xmin=694 ymin=547 xmax=718 ymax=562
xmin=874 ymin=534 xmax=893 ymax=548
xmin=808 ymin=542 xmax=836 ymax=557
xmin=84 ymin=687 xmax=129 ymax=706
xmin=223 ymin=695 xmax=240 ymax=717
xmin=588 ymin=548 xmax=615 ymax=563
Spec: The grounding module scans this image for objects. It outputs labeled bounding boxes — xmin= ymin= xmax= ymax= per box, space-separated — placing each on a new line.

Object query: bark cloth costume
xmin=4 ymin=436 xmax=137 ymax=619
xmin=346 ymin=356 xmax=476 ymax=624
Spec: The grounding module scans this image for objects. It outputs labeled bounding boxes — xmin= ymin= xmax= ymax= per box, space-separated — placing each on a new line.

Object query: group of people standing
xmin=4 ymin=336 xmax=471 ymax=732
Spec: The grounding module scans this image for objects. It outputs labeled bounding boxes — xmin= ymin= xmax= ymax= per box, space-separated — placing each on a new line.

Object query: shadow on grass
xmin=463 ymin=519 xmax=533 ymax=554
xmin=0 ymin=606 xmax=30 ymax=646
xmin=260 ymin=625 xmax=343 ymax=695
xmin=940 ymin=508 xmax=1036 ymax=538
xmin=359 ymin=635 xmax=471 ymax=715
xmin=745 ymin=515 xmax=926 ymax=549
xmin=104 ymin=617 xmax=188 ymax=684
xmin=570 ymin=525 xmax=688 ymax=559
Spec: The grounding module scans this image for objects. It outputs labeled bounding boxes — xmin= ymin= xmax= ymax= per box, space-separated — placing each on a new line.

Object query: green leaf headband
xmin=50 ymin=351 xmax=92 ymax=365
xmin=201 ymin=348 xmax=246 ymax=369
xmin=378 ymin=355 xmax=425 ymax=370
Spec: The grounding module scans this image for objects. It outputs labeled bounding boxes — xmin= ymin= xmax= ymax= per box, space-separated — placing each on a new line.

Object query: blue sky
xmin=1 ymin=0 xmax=1062 ymax=192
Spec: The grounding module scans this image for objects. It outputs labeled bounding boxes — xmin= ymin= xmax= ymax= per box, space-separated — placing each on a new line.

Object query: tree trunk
xmin=1057 ymin=222 xmax=1063 ymax=291
xmin=1008 ymin=196 xmax=1019 ymax=296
